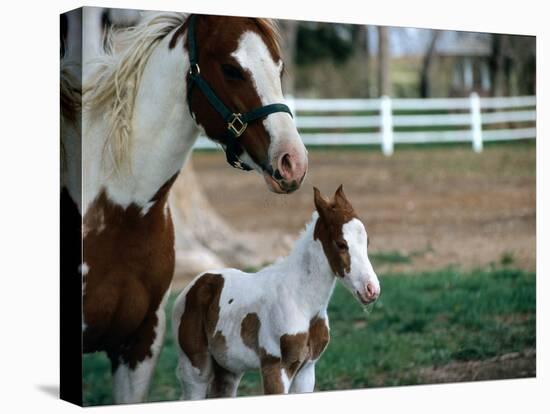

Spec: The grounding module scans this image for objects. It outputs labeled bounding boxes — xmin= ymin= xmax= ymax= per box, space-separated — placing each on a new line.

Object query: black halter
xmin=185 ymin=14 xmax=293 ymax=171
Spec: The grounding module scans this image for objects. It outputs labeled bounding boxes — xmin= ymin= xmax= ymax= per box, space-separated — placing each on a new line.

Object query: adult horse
xmin=68 ymin=11 xmax=308 ymax=404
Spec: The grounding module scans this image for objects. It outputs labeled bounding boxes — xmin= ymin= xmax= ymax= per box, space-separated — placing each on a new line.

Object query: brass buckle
xmin=227 ymin=113 xmax=247 ymax=137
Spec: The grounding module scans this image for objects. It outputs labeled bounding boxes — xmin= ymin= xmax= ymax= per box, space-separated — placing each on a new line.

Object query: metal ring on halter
xmin=189 ymin=63 xmax=200 ymax=76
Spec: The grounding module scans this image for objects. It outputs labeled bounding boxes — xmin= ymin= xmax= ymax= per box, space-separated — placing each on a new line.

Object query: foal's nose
xmin=364 ymin=281 xmax=380 ymax=302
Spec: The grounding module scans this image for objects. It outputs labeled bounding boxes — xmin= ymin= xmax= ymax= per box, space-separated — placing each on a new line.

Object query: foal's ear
xmin=334 ymin=184 xmax=348 ymax=206
xmin=314 ymin=187 xmax=330 ymax=217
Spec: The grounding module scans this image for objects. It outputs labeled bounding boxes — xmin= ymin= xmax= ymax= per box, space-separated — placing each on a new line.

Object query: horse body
xmin=74 ymin=11 xmax=308 ymax=403
xmin=172 ymin=186 xmax=380 ymax=399
xmin=80 ymin=15 xmax=196 ymax=403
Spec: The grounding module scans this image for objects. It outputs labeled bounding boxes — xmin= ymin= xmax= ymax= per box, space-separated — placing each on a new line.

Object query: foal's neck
xmin=281 ymin=213 xmax=337 ymax=316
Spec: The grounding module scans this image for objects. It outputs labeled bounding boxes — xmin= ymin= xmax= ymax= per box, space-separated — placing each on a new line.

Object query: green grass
xmin=83 ymin=266 xmax=535 ymax=405
xmin=370 ymin=250 xmax=412 ymax=265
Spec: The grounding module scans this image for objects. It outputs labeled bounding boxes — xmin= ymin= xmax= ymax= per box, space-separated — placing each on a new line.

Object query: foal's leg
xmin=289 ymin=362 xmax=316 ymax=393
xmin=175 ymin=351 xmax=212 ymax=400
xmin=260 ymin=356 xmax=291 ymax=394
xmin=111 ymin=300 xmax=167 ymax=404
xmin=208 ymin=361 xmax=243 ymax=398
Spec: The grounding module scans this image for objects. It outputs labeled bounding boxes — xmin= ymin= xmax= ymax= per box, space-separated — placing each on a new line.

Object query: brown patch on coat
xmin=313 ymin=185 xmax=358 ymax=277
xmin=172 ymin=14 xmax=284 ymax=169
xmin=240 ymin=312 xmax=330 ymax=392
xmin=177 ymin=273 xmax=225 ymax=371
xmin=260 ymin=353 xmax=285 ymax=394
xmin=280 ymin=332 xmax=309 ymax=378
xmin=240 ymin=313 xmax=290 ymax=393
xmin=83 ymin=173 xmax=178 ymax=369
xmin=308 ymin=316 xmax=330 ymax=360
xmin=208 ymin=359 xmax=239 ymax=398
xmin=241 ymin=312 xmax=261 ymax=353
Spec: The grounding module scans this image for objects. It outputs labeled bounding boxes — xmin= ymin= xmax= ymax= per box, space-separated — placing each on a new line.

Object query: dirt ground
xmin=189 ymin=142 xmax=536 ymax=276
xmin=417 ymin=349 xmax=536 ymax=384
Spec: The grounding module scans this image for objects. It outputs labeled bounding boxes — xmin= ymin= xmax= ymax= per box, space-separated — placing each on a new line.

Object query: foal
xmin=172 ymin=185 xmax=380 ymax=399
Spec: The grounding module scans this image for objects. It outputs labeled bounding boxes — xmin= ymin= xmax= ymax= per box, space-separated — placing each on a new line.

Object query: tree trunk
xmin=358 ymin=25 xmax=371 ymax=98
xmin=278 ymin=19 xmax=299 ymax=95
xmin=377 ymin=26 xmax=391 ymax=96
xmin=490 ymin=34 xmax=508 ymax=96
xmin=419 ymin=30 xmax=440 ymax=98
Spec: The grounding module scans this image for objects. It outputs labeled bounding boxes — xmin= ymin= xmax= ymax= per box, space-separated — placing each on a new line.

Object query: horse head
xmin=184 ymin=15 xmax=308 ymax=194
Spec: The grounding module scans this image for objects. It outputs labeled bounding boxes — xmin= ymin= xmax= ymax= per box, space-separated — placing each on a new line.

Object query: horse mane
xmin=60 ymin=61 xmax=82 ymax=172
xmin=83 ymin=11 xmax=187 ymax=174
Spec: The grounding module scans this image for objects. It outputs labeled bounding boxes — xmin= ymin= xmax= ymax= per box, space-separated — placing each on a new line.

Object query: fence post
xmin=380 ymin=95 xmax=394 ymax=156
xmin=470 ymin=92 xmax=483 ymax=153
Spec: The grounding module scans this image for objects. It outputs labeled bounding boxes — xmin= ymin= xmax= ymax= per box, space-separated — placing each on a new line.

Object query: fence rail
xmin=194 ymin=94 xmax=536 ymax=155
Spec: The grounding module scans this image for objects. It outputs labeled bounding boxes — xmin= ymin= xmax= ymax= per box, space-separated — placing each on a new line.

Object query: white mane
xmin=83 ymin=11 xmax=187 ymax=173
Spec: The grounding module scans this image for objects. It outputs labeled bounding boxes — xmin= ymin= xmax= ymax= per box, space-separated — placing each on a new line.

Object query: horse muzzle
xmin=263 ymin=151 xmax=307 ymax=194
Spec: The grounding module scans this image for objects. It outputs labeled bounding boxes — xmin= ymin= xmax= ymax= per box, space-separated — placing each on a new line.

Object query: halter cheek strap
xmin=185 ymin=14 xmax=293 ymax=171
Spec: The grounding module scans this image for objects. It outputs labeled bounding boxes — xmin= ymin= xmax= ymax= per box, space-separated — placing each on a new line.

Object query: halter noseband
xmin=185 ymin=14 xmax=293 ymax=171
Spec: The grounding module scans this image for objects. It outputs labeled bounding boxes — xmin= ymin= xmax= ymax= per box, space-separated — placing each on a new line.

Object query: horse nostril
xmin=366 ymin=282 xmax=378 ymax=299
xmin=273 ymin=169 xmax=283 ymax=180
xmin=277 ymin=153 xmax=295 ymax=180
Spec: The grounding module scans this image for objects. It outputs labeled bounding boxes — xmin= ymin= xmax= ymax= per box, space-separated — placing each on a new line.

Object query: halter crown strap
xmin=185 ymin=14 xmax=293 ymax=171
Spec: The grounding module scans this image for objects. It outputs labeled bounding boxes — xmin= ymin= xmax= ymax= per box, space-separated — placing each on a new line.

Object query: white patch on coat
xmin=281 ymin=369 xmax=291 ymax=393
xmin=140 ymin=200 xmax=155 ymax=216
xmin=231 ymin=31 xmax=306 ymax=171
xmin=289 ymin=361 xmax=316 ymax=393
xmin=113 ymin=288 xmax=169 ymax=403
xmin=341 ymin=218 xmax=380 ymax=298
xmin=82 ymin=29 xmax=199 ymax=216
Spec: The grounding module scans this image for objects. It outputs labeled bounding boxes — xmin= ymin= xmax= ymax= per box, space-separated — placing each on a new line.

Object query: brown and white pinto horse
xmin=67 ymin=11 xmax=308 ymax=403
xmin=172 ymin=186 xmax=380 ymax=399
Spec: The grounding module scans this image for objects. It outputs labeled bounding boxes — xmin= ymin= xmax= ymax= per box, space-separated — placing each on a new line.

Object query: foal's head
xmin=314 ymin=185 xmax=380 ymax=305
xmin=182 ymin=15 xmax=308 ymax=194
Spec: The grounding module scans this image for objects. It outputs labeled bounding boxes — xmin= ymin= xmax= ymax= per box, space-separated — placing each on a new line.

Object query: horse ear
xmin=334 ymin=184 xmax=348 ymax=205
xmin=314 ymin=186 xmax=330 ymax=218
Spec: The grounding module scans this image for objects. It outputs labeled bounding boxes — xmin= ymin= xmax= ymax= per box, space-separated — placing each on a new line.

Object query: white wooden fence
xmin=193 ymin=94 xmax=536 ymax=155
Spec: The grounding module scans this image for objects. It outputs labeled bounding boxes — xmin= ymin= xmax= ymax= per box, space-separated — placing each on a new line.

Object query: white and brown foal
xmin=172 ymin=185 xmax=380 ymax=399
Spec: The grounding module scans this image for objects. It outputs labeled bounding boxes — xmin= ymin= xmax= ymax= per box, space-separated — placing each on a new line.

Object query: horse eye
xmin=221 ymin=63 xmax=245 ymax=80
xmin=335 ymin=241 xmax=348 ymax=251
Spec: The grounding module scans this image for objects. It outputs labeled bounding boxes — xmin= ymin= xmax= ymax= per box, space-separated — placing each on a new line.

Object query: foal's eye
xmin=335 ymin=241 xmax=348 ymax=252
xmin=221 ymin=63 xmax=245 ymax=80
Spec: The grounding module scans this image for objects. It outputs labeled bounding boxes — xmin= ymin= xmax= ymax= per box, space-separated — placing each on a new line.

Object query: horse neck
xmin=82 ymin=30 xmax=198 ymax=215
xmin=277 ymin=212 xmax=337 ymax=316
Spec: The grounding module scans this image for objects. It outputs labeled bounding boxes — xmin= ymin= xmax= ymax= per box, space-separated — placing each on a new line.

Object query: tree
xmin=377 ymin=26 xmax=391 ymax=96
xmin=278 ymin=19 xmax=299 ymax=94
xmin=419 ymin=30 xmax=440 ymax=98
xmin=357 ymin=25 xmax=371 ymax=98
xmin=490 ymin=34 xmax=509 ymax=96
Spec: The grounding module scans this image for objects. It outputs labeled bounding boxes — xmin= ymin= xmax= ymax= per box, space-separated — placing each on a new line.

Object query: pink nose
xmin=274 ymin=152 xmax=307 ymax=189
xmin=365 ymin=282 xmax=380 ymax=301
